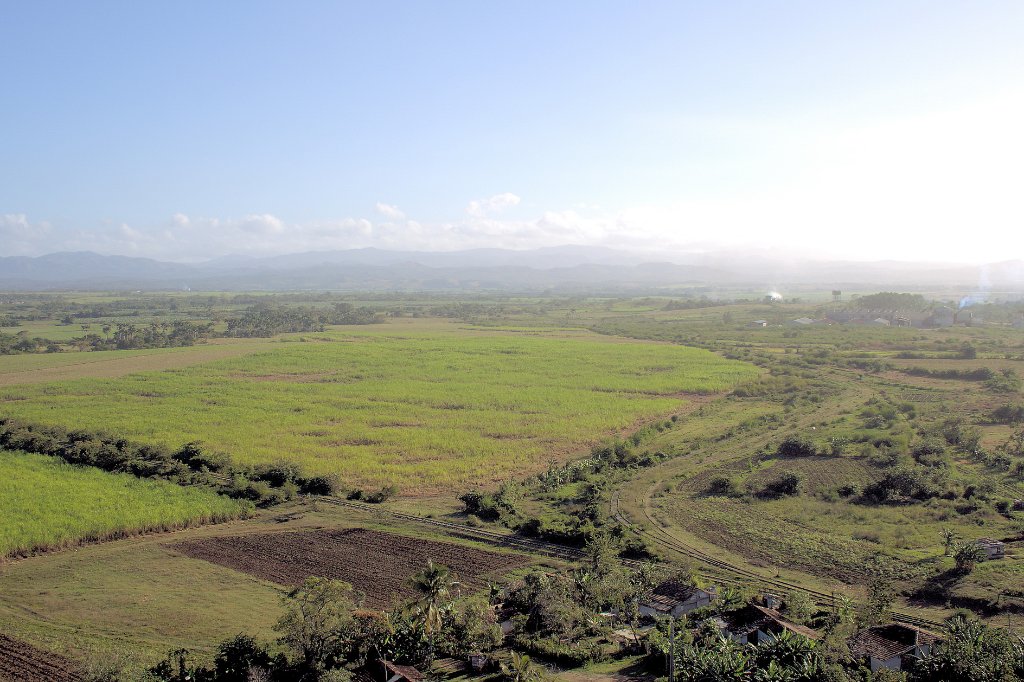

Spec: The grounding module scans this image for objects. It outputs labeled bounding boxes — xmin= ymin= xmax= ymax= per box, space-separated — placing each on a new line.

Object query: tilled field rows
xmin=170 ymin=527 xmax=528 ymax=608
xmin=0 ymin=633 xmax=81 ymax=682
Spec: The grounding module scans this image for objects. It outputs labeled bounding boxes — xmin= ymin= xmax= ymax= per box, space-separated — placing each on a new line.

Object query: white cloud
xmin=466 ymin=192 xmax=521 ymax=218
xmin=0 ymin=214 xmax=52 ymax=256
xmin=375 ymin=202 xmax=405 ymax=220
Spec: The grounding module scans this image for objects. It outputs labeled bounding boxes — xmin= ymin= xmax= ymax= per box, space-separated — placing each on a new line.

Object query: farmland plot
xmin=0 ymin=326 xmax=757 ymax=491
xmin=171 ymin=528 xmax=529 ymax=607
xmin=0 ymin=632 xmax=81 ymax=682
xmin=0 ymin=451 xmax=252 ymax=557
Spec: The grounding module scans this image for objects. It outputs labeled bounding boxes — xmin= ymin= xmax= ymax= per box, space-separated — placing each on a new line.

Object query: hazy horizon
xmin=3 ymin=2 xmax=1022 ymax=264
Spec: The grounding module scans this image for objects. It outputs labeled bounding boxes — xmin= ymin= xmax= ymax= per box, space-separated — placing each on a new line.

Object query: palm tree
xmin=500 ymin=652 xmax=544 ymax=682
xmin=409 ymin=560 xmax=459 ymax=633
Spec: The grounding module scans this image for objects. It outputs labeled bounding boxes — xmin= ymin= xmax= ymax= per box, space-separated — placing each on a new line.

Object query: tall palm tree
xmin=409 ymin=560 xmax=459 ymax=633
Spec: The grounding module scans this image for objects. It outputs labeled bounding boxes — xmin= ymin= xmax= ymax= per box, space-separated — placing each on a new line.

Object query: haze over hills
xmin=1 ymin=247 xmax=1022 ymax=294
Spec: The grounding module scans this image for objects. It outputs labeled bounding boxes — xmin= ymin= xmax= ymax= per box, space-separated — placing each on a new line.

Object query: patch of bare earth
xmin=0 ymin=633 xmax=81 ymax=682
xmin=168 ymin=528 xmax=527 ymax=608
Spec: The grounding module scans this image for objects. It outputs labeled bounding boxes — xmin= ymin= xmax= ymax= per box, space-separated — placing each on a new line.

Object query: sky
xmin=2 ymin=1 xmax=1023 ymax=263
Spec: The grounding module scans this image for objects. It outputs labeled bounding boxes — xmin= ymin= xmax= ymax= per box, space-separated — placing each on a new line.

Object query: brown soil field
xmin=169 ymin=528 xmax=528 ymax=608
xmin=0 ymin=633 xmax=81 ymax=682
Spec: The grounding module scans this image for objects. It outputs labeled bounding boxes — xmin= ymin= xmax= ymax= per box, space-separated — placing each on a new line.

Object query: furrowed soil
xmin=169 ymin=528 xmax=528 ymax=608
xmin=0 ymin=632 xmax=81 ymax=682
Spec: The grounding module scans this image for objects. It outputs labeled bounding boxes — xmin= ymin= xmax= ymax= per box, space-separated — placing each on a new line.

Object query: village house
xmin=717 ymin=604 xmax=820 ymax=645
xmin=975 ymin=537 xmax=1006 ymax=559
xmin=639 ymin=579 xmax=716 ymax=618
xmin=750 ymin=319 xmax=768 ymax=328
xmin=789 ymin=317 xmax=816 ymax=326
xmin=848 ymin=624 xmax=942 ymax=672
xmin=377 ymin=660 xmax=426 ymax=682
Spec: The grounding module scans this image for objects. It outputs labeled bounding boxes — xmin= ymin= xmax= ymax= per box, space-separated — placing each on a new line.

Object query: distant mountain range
xmin=1 ymin=247 xmax=1022 ymax=294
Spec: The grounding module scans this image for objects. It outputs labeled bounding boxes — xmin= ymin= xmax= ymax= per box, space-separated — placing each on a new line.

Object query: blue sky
xmin=2 ymin=1 xmax=1022 ymax=262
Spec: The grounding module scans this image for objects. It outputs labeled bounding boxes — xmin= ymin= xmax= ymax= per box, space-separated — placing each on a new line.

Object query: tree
xmin=409 ymin=560 xmax=459 ymax=634
xmin=444 ymin=595 xmax=502 ymax=656
xmin=911 ymin=616 xmax=1024 ymax=681
xmin=274 ymin=577 xmax=361 ymax=672
xmin=212 ymin=634 xmax=273 ymax=681
xmin=951 ymin=541 xmax=985 ymax=575
xmin=501 ymin=652 xmax=546 ymax=682
xmin=941 ymin=528 xmax=958 ymax=556
xmin=859 ymin=575 xmax=897 ymax=627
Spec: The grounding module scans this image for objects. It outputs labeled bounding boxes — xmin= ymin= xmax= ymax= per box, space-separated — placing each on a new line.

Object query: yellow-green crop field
xmin=0 ymin=326 xmax=758 ymax=492
xmin=0 ymin=450 xmax=253 ymax=557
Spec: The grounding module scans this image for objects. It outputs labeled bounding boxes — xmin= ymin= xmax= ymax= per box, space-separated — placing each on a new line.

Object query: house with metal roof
xmin=848 ymin=623 xmax=942 ymax=672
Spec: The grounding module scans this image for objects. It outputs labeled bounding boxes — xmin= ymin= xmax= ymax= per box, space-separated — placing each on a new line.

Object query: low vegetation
xmin=0 ymin=450 xmax=252 ymax=557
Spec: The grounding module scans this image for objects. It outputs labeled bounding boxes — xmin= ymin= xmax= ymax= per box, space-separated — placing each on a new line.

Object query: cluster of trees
xmin=225 ymin=303 xmax=380 ymax=337
xmin=143 ymin=562 xmax=508 ymax=682
xmin=0 ymin=331 xmax=61 ymax=354
xmin=650 ymin=613 xmax=1024 ymax=682
xmin=460 ymin=430 xmax=668 ymax=557
xmin=0 ymin=418 xmax=338 ymax=505
xmin=76 ymin=321 xmax=215 ymax=351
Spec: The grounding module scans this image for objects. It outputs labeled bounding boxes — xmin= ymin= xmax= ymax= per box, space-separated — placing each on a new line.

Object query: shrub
xmin=776 ymin=436 xmax=817 ymax=458
xmin=299 ymin=475 xmax=339 ymax=496
xmin=761 ymin=472 xmax=804 ymax=498
xmin=365 ymin=484 xmax=398 ymax=503
xmin=509 ymin=635 xmax=605 ymax=667
xmin=706 ymin=476 xmax=740 ymax=497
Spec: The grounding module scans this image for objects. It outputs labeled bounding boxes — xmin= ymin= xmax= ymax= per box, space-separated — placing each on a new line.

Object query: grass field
xmin=0 ymin=450 xmax=253 ymax=557
xmin=0 ymin=325 xmax=758 ymax=492
xmin=0 ymin=340 xmax=269 ymax=386
xmin=0 ymin=498 xmax=544 ymax=669
xmin=599 ymin=304 xmax=1023 ymax=617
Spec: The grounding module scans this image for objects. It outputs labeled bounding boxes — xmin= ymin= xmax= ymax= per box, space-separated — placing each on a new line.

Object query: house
xmin=750 ymin=320 xmax=768 ymax=328
xmin=718 ymin=604 xmax=820 ymax=645
xmin=377 ymin=660 xmax=425 ymax=682
xmin=848 ymin=624 xmax=942 ymax=672
xmin=976 ymin=537 xmax=1006 ymax=559
xmin=639 ymin=580 xmax=716 ymax=618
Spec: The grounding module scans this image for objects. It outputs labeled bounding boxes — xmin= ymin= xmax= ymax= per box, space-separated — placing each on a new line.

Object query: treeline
xmin=225 ymin=303 xmax=381 ymax=337
xmin=0 ymin=417 xmax=338 ymax=506
xmin=0 ymin=321 xmax=215 ymax=355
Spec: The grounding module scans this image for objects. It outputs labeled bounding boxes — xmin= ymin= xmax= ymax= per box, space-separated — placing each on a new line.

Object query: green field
xmin=0 ymin=325 xmax=758 ymax=492
xmin=0 ymin=450 xmax=253 ymax=557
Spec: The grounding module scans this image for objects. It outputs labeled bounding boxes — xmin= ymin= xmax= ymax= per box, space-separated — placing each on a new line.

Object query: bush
xmin=761 ymin=472 xmax=804 ymax=498
xmin=776 ymin=437 xmax=818 ymax=458
xmin=509 ymin=635 xmax=605 ymax=667
xmin=706 ymin=476 xmax=741 ymax=497
xmin=299 ymin=475 xmax=339 ymax=496
xmin=365 ymin=484 xmax=398 ymax=503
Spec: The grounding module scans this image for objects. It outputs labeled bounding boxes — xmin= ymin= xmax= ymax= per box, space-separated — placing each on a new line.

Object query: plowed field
xmin=170 ymin=528 xmax=528 ymax=607
xmin=0 ymin=633 xmax=80 ymax=682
